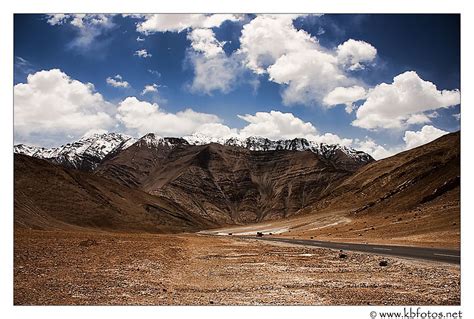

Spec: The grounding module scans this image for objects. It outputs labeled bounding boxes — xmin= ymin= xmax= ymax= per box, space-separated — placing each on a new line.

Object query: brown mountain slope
xmin=97 ymin=139 xmax=368 ymax=224
xmin=312 ymin=131 xmax=460 ymax=215
xmin=214 ymin=132 xmax=459 ymax=248
xmin=14 ymin=154 xmax=216 ymax=232
xmin=95 ymin=134 xmax=190 ymax=188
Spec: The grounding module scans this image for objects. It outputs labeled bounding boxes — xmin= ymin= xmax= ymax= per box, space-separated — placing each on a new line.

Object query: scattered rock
xmin=256 ymin=232 xmax=263 ymax=237
xmin=78 ymin=239 xmax=98 ymax=247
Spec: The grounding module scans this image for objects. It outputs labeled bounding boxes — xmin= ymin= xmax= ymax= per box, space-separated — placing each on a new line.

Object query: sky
xmin=13 ymin=14 xmax=460 ymax=159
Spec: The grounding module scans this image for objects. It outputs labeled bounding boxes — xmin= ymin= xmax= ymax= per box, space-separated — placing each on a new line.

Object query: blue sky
xmin=13 ymin=14 xmax=460 ymax=158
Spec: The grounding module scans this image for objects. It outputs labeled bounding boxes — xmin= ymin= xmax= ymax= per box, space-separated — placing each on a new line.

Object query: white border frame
xmin=1 ymin=1 xmax=471 ymax=318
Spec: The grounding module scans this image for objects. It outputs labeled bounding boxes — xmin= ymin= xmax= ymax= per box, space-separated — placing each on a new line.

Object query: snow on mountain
xmin=136 ymin=133 xmax=189 ymax=148
xmin=184 ymin=134 xmax=373 ymax=163
xmin=14 ymin=133 xmax=137 ymax=171
xmin=15 ymin=132 xmax=373 ymax=171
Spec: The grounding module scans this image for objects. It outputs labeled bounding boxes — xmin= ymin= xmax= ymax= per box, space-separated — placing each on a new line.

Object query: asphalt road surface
xmin=245 ymin=236 xmax=460 ymax=264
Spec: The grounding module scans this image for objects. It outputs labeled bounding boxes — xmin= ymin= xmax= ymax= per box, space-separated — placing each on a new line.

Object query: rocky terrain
xmin=13 ymin=131 xmax=461 ymax=305
xmin=16 ymin=133 xmax=375 ymax=225
xmin=14 ymin=154 xmax=215 ymax=233
xmin=205 ymin=132 xmax=460 ymax=249
xmin=14 ymin=230 xmax=460 ymax=305
xmin=14 ymin=131 xmax=459 ymax=236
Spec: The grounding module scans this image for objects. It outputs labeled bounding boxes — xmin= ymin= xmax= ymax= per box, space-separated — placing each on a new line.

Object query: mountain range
xmin=14 ymin=131 xmax=460 ymax=235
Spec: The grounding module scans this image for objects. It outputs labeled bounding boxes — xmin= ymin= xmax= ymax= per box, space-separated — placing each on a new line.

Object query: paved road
xmin=244 ymin=236 xmax=460 ymax=264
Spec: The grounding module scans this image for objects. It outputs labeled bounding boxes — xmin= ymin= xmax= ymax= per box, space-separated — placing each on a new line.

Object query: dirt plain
xmin=14 ymin=229 xmax=460 ymax=305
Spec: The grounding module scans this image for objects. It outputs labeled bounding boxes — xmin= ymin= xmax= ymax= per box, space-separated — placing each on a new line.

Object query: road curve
xmin=243 ymin=236 xmax=460 ymax=264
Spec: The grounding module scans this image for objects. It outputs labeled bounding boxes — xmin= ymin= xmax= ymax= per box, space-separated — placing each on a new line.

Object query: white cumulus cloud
xmin=106 ymin=74 xmax=130 ymax=88
xmin=134 ymin=49 xmax=152 ymax=58
xmin=238 ymin=15 xmax=370 ymax=106
xmin=14 ymin=69 xmax=115 ymax=145
xmin=323 ymin=86 xmax=367 ymax=113
xmin=193 ymin=123 xmax=239 ymax=139
xmin=354 ymin=125 xmax=450 ymax=160
xmin=116 ymin=97 xmax=222 ymax=137
xmin=236 ymin=110 xmax=352 ymax=146
xmin=134 ymin=14 xmax=242 ymax=34
xmin=46 ymin=14 xmax=70 ymax=25
xmin=354 ymin=138 xmax=400 ymax=160
xmin=238 ymin=15 xmax=316 ymax=75
xmin=238 ymin=110 xmax=318 ymax=140
xmin=141 ymin=83 xmax=159 ymax=95
xmin=352 ymin=71 xmax=460 ymax=130
xmin=187 ymin=28 xmax=225 ymax=57
xmin=403 ymin=125 xmax=449 ymax=150
xmin=267 ymin=50 xmax=354 ymax=106
xmin=187 ymin=28 xmax=242 ymax=94
xmin=337 ymin=39 xmax=377 ymax=71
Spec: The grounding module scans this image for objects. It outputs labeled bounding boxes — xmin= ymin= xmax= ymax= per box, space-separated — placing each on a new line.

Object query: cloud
xmin=403 ymin=125 xmax=449 ymax=150
xmin=453 ymin=113 xmax=461 ymax=121
xmin=406 ymin=113 xmax=431 ymax=125
xmin=187 ymin=28 xmax=225 ymax=57
xmin=133 ymin=14 xmax=242 ymax=34
xmin=354 ymin=138 xmax=400 ymax=160
xmin=336 ymin=39 xmax=377 ymax=71
xmin=106 ymin=74 xmax=130 ymax=88
xmin=14 ymin=69 xmax=115 ymax=145
xmin=268 ymin=49 xmax=354 ymax=106
xmin=239 ymin=15 xmax=316 ymax=75
xmin=141 ymin=83 xmax=158 ymax=95
xmin=323 ymin=86 xmax=367 ymax=113
xmin=46 ymin=14 xmax=115 ymax=49
xmin=116 ymin=97 xmax=222 ymax=136
xmin=193 ymin=123 xmax=239 ymax=139
xmin=238 ymin=15 xmax=369 ymax=106
xmin=188 ymin=110 xmax=353 ymax=146
xmin=15 ymin=56 xmax=35 ymax=79
xmin=134 ymin=49 xmax=152 ymax=58
xmin=238 ymin=110 xmax=318 ymax=140
xmin=354 ymin=125 xmax=450 ymax=160
xmin=46 ymin=14 xmax=70 ymax=25
xmin=82 ymin=128 xmax=109 ymax=138
xmin=352 ymin=71 xmax=460 ymax=130
xmin=148 ymin=69 xmax=161 ymax=77
xmin=186 ymin=28 xmax=243 ymax=94
xmin=136 ymin=36 xmax=145 ymax=42
xmin=309 ymin=133 xmax=353 ymax=147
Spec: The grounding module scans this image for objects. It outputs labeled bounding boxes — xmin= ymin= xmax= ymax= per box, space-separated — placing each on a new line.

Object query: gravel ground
xmin=14 ymin=229 xmax=460 ymax=305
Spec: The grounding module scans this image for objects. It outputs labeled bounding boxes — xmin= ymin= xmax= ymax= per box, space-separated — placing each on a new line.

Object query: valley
xmin=13 ymin=131 xmax=461 ymax=305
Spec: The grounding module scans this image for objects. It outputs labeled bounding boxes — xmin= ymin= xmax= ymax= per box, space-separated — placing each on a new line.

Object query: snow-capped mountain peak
xmin=14 ymin=132 xmax=137 ymax=171
xmin=15 ymin=132 xmax=373 ymax=171
xmin=183 ymin=134 xmax=373 ymax=163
